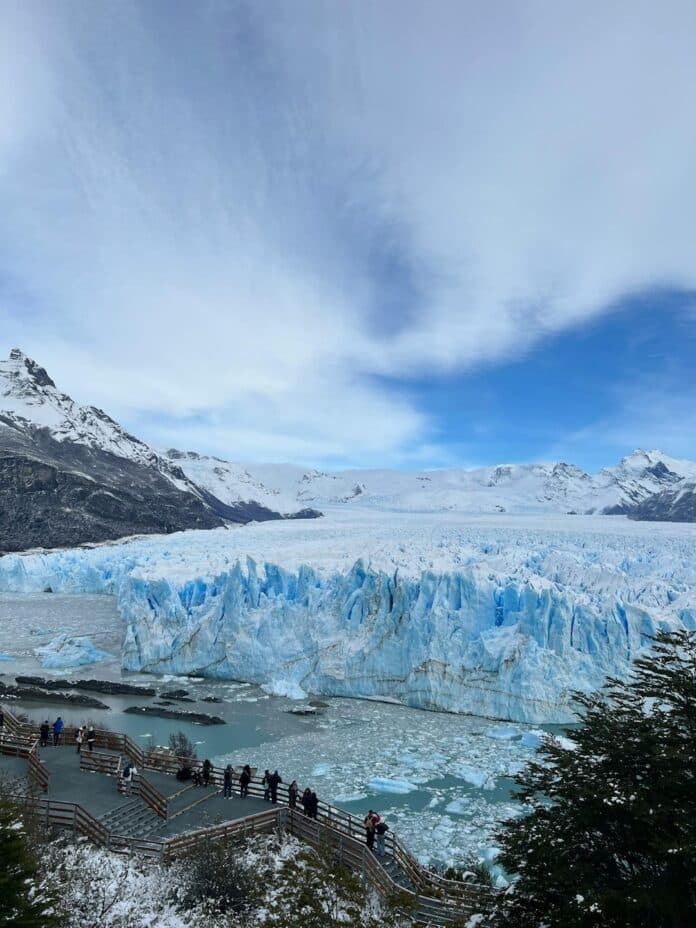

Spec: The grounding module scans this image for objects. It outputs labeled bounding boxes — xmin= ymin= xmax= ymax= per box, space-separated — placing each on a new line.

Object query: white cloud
xmin=1 ymin=1 xmax=696 ymax=464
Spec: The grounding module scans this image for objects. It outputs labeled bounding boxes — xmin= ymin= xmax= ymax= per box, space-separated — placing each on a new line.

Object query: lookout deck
xmin=0 ymin=705 xmax=493 ymax=925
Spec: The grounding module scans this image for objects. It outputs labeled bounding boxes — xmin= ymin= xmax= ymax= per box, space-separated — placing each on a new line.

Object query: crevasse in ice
xmin=1 ymin=513 xmax=694 ymax=723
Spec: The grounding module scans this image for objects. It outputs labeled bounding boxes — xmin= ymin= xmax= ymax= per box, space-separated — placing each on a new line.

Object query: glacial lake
xmin=0 ymin=592 xmax=560 ymax=870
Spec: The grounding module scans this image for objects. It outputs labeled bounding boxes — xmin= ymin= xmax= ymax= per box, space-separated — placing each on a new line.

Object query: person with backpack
xmin=269 ymin=769 xmax=282 ymax=803
xmin=239 ymin=764 xmax=251 ymax=798
xmin=86 ymin=726 xmax=96 ymax=752
xmin=364 ymin=810 xmax=377 ymax=849
xmin=288 ymin=780 xmax=298 ymax=809
xmin=375 ymin=818 xmax=389 ymax=856
xmin=53 ymin=716 xmax=64 ymax=746
xmin=75 ymin=726 xmax=84 ymax=754
xmin=40 ymin=720 xmax=50 ymax=747
xmin=120 ymin=762 xmax=137 ymax=795
xmin=223 ymin=764 xmax=234 ymax=798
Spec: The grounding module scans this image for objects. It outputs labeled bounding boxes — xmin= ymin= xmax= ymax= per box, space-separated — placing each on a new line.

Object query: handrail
xmin=134 ymin=772 xmax=168 ymax=819
xmin=162 ymin=807 xmax=284 ymax=860
xmin=28 ymin=738 xmax=49 ymax=792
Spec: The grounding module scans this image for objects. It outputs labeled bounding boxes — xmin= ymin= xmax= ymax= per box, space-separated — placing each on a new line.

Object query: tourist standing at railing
xmin=375 ymin=819 xmax=389 ymax=857
xmin=202 ymin=758 xmax=212 ymax=786
xmin=53 ymin=716 xmax=64 ymax=746
xmin=301 ymin=787 xmax=311 ymax=815
xmin=288 ymin=780 xmax=298 ymax=809
xmin=269 ymin=769 xmax=282 ymax=803
xmin=87 ymin=726 xmax=96 ymax=752
xmin=40 ymin=720 xmax=50 ymax=747
xmin=121 ymin=762 xmax=137 ymax=795
xmin=363 ymin=810 xmax=378 ymax=849
xmin=223 ymin=764 xmax=233 ymax=798
xmin=309 ymin=791 xmax=319 ymax=819
xmin=75 ymin=726 xmax=84 ymax=754
xmin=239 ymin=764 xmax=251 ymax=797
xmin=262 ymin=769 xmax=271 ymax=801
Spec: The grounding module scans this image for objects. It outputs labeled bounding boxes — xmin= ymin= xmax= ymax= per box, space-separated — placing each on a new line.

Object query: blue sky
xmin=2 ymin=1 xmax=696 ymax=470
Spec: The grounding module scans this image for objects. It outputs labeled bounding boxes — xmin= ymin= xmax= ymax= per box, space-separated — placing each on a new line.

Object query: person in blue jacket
xmin=53 ymin=716 xmax=64 ymax=746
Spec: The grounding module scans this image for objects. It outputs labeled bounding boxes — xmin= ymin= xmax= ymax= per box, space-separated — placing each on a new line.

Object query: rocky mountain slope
xmin=0 ymin=350 xmax=311 ymax=553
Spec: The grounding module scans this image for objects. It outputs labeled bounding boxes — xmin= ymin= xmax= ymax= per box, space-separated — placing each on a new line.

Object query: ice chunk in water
xmin=368 ymin=777 xmax=418 ymax=794
xmin=34 ymin=634 xmax=112 ymax=669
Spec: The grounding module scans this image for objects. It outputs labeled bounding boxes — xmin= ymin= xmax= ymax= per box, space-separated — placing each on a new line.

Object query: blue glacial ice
xmin=0 ymin=513 xmax=694 ymax=722
xmin=34 ymin=633 xmax=113 ymax=669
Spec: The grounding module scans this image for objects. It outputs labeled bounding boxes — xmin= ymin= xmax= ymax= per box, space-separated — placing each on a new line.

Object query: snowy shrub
xmin=169 ymin=731 xmax=197 ymax=760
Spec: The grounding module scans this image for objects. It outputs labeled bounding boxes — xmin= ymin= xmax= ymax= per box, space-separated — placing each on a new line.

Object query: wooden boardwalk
xmin=0 ymin=704 xmax=493 ymax=925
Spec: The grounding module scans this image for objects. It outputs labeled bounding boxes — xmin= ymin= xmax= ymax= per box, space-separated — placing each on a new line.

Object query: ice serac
xmin=1 ymin=514 xmax=694 ymax=723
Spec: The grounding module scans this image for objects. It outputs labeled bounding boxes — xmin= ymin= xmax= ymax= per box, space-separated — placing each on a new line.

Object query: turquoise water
xmin=0 ymin=592 xmax=562 ymax=867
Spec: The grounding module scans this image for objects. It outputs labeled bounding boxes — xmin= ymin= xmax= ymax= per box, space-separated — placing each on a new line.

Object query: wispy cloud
xmin=2 ymin=1 xmax=696 ymax=464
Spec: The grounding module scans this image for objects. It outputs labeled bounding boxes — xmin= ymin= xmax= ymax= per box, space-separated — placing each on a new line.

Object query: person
xmin=75 ymin=726 xmax=84 ymax=754
xmin=375 ymin=818 xmax=389 ymax=856
xmin=269 ymin=769 xmax=282 ymax=804
xmin=364 ymin=810 xmax=377 ymax=849
xmin=0 ymin=708 xmax=4 ymax=729
xmin=53 ymin=716 xmax=64 ymax=746
xmin=192 ymin=766 xmax=202 ymax=787
xmin=288 ymin=780 xmax=298 ymax=810
xmin=309 ymin=791 xmax=319 ymax=820
xmin=40 ymin=720 xmax=50 ymax=748
xmin=239 ymin=764 xmax=251 ymax=798
xmin=223 ymin=764 xmax=233 ymax=798
xmin=121 ymin=762 xmax=137 ymax=795
xmin=86 ymin=726 xmax=96 ymax=752
xmin=262 ymin=769 xmax=271 ymax=801
xmin=301 ymin=787 xmax=312 ymax=816
xmin=202 ymin=758 xmax=212 ymax=787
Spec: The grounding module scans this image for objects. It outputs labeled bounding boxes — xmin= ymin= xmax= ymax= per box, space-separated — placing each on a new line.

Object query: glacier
xmin=0 ymin=510 xmax=694 ymax=723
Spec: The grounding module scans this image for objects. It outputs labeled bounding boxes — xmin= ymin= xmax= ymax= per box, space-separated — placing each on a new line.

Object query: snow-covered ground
xmin=1 ymin=509 xmax=694 ymax=723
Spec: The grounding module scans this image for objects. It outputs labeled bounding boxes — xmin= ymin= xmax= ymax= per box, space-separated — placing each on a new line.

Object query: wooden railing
xmin=28 ymin=739 xmax=49 ymax=792
xmin=162 ymin=807 xmax=284 ymax=860
xmin=133 ymin=772 xmax=168 ymax=819
xmin=31 ymin=798 xmax=110 ymax=846
xmin=80 ymin=749 xmax=121 ymax=776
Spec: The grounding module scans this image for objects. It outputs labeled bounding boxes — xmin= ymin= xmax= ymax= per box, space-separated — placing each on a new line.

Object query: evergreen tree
xmin=492 ymin=630 xmax=696 ymax=928
xmin=0 ymin=799 xmax=62 ymax=927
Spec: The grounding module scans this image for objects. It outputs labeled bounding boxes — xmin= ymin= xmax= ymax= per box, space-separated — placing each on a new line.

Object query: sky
xmin=1 ymin=0 xmax=696 ymax=471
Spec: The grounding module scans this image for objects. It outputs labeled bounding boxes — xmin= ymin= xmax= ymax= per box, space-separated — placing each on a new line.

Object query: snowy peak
xmin=0 ymin=349 xmax=158 ymax=468
xmin=164 ymin=447 xmax=696 ymax=521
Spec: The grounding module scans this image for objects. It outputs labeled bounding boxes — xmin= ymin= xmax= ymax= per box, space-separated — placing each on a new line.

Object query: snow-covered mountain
xmin=164 ymin=447 xmax=696 ymax=520
xmin=0 ymin=349 xmax=312 ymax=552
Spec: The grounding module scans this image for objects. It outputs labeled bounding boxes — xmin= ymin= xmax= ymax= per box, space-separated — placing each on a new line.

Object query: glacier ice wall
xmin=0 ymin=516 xmax=694 ymax=723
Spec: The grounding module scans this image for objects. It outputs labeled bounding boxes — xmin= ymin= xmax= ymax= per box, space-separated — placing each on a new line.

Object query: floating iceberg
xmin=1 ymin=511 xmax=694 ymax=722
xmin=368 ymin=777 xmax=418 ymax=794
xmin=34 ymin=634 xmax=113 ymax=669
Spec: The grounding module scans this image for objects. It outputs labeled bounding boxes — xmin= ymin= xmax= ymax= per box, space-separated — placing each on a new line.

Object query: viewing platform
xmin=0 ymin=704 xmax=493 ymax=925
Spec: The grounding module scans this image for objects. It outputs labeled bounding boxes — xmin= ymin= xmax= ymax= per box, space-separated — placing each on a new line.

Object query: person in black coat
xmin=269 ymin=770 xmax=282 ymax=804
xmin=202 ymin=758 xmax=212 ymax=787
xmin=239 ymin=764 xmax=251 ymax=798
xmin=40 ymin=721 xmax=50 ymax=747
xmin=288 ymin=780 xmax=298 ymax=809
xmin=309 ymin=791 xmax=319 ymax=820
xmin=301 ymin=787 xmax=312 ymax=815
